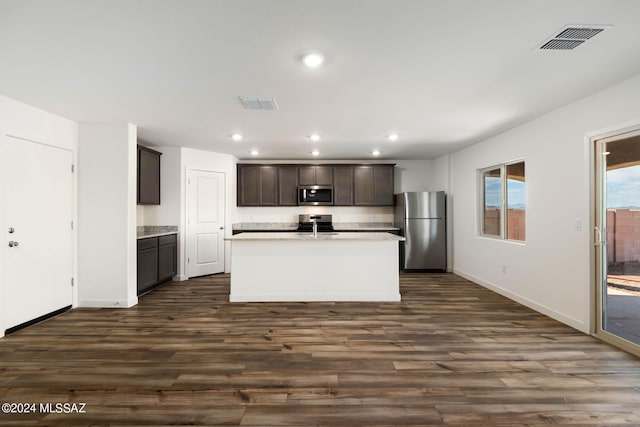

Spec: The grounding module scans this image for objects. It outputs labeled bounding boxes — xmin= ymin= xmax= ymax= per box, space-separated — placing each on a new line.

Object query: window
xmin=482 ymin=168 xmax=502 ymax=237
xmin=480 ymin=161 xmax=526 ymax=241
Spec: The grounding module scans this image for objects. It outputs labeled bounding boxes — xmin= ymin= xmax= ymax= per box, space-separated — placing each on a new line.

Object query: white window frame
xmin=479 ymin=159 xmax=526 ymax=241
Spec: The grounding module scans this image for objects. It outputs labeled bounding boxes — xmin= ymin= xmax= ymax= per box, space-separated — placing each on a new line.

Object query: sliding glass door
xmin=595 ymin=128 xmax=640 ymax=353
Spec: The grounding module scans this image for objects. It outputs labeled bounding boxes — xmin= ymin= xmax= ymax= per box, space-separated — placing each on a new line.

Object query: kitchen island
xmin=226 ymin=232 xmax=404 ymax=302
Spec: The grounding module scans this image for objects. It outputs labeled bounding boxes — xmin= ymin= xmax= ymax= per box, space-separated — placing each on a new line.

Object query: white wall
xmin=450 ymin=73 xmax=640 ymax=333
xmin=394 ymin=159 xmax=435 ymax=193
xmin=78 ymin=123 xmax=138 ymax=308
xmin=0 ymin=95 xmax=78 ymax=337
xmin=136 ymin=205 xmax=145 ymax=225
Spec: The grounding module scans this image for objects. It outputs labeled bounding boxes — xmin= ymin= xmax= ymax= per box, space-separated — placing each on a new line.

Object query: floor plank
xmin=1 ymin=272 xmax=640 ymax=426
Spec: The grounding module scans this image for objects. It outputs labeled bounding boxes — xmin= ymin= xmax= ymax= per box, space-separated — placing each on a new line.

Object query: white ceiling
xmin=1 ymin=0 xmax=640 ymax=160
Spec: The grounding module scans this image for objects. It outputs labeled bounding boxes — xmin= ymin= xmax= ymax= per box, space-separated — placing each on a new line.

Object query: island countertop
xmin=136 ymin=226 xmax=179 ymax=239
xmin=228 ymin=231 xmax=402 ymax=302
xmin=226 ymin=232 xmax=404 ymax=241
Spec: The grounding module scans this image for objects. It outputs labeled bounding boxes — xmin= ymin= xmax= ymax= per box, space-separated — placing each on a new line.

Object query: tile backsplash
xmin=236 ymin=206 xmax=394 ymax=224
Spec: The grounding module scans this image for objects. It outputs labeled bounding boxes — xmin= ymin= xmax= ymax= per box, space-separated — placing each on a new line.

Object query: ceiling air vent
xmin=239 ymin=96 xmax=279 ymax=111
xmin=538 ymin=25 xmax=611 ymax=51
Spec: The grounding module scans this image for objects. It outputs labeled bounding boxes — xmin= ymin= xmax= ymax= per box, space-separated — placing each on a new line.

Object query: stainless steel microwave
xmin=298 ymin=186 xmax=333 ymax=206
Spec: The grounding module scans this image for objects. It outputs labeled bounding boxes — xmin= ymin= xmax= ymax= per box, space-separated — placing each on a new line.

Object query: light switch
xmin=575 ymin=219 xmax=582 ymax=231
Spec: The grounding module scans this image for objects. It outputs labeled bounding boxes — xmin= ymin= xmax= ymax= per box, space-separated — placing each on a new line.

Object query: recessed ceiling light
xmin=311 ymin=150 xmax=320 ymax=156
xmin=309 ymin=134 xmax=320 ymax=142
xmin=231 ymin=133 xmax=243 ymax=141
xmin=302 ymin=52 xmax=324 ymax=68
xmin=372 ymin=150 xmax=381 ymax=156
xmin=250 ymin=149 xmax=259 ymax=156
xmin=387 ymin=133 xmax=399 ymax=142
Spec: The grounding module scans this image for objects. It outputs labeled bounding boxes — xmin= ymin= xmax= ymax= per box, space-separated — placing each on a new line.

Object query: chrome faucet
xmin=312 ymin=219 xmax=318 ymax=238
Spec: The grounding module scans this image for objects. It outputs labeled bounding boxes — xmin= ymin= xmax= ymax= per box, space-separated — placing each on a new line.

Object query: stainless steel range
xmin=297 ymin=214 xmax=334 ymax=232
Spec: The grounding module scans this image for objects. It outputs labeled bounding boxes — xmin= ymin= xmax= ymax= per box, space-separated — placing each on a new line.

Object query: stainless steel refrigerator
xmin=394 ymin=191 xmax=446 ymax=270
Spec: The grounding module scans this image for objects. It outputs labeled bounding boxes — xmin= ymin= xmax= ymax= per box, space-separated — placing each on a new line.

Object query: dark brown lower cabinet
xmin=158 ymin=235 xmax=177 ymax=282
xmin=137 ymin=234 xmax=177 ymax=296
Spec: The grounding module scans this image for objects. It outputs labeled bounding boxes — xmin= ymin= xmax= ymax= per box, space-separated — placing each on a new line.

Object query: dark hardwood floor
xmin=2 ymin=273 xmax=640 ymax=426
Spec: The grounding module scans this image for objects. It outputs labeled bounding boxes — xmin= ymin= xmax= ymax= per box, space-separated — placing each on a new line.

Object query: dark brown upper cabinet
xmin=236 ymin=163 xmax=394 ymax=207
xmin=137 ymin=145 xmax=161 ymax=205
xmin=333 ymin=166 xmax=354 ymax=206
xmin=298 ymin=166 xmax=333 ymax=186
xmin=353 ymin=164 xmax=395 ymax=206
xmin=237 ymin=164 xmax=277 ymax=206
xmin=277 ymin=166 xmax=298 ymax=206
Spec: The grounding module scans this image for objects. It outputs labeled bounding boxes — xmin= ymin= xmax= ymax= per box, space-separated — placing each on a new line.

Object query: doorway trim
xmin=590 ymin=121 xmax=640 ymax=357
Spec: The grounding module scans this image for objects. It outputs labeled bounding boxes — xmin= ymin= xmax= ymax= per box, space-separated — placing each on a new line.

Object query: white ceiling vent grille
xmin=239 ymin=96 xmax=279 ymax=111
xmin=538 ymin=25 xmax=611 ymax=50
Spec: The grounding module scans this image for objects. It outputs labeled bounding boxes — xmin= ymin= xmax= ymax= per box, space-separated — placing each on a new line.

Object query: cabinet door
xmin=158 ymin=242 xmax=177 ymax=282
xmin=298 ymin=166 xmax=333 ymax=186
xmin=259 ymin=166 xmax=277 ymax=206
xmin=315 ymin=166 xmax=333 ymax=185
xmin=237 ymin=165 xmax=260 ymax=206
xmin=298 ymin=166 xmax=315 ymax=186
xmin=353 ymin=165 xmax=395 ymax=206
xmin=137 ymin=239 xmax=158 ymax=294
xmin=333 ymin=166 xmax=354 ymax=206
xmin=138 ymin=147 xmax=161 ymax=205
xmin=277 ymin=166 xmax=298 ymax=206
xmin=353 ymin=166 xmax=375 ymax=205
xmin=373 ymin=165 xmax=394 ymax=205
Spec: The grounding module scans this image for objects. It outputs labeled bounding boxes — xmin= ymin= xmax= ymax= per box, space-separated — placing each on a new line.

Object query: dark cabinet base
xmin=137 ymin=234 xmax=177 ymax=296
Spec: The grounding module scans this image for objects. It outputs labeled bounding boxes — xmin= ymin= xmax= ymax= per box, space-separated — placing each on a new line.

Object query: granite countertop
xmin=232 ymin=222 xmax=298 ymax=231
xmin=226 ymin=232 xmax=405 ymax=241
xmin=232 ymin=222 xmax=399 ymax=231
xmin=333 ymin=222 xmax=399 ymax=231
xmin=137 ymin=226 xmax=179 ymax=239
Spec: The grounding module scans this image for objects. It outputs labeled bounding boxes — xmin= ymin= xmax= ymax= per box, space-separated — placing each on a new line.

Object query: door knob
xmin=8 ymin=227 xmax=15 ymax=234
xmin=8 ymin=241 xmax=19 ymax=247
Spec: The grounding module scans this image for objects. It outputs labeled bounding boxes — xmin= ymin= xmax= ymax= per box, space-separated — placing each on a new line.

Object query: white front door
xmin=4 ymin=136 xmax=73 ymax=331
xmin=186 ymin=169 xmax=225 ymax=278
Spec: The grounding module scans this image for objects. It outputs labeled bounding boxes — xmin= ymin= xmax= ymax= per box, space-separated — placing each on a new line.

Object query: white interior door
xmin=186 ymin=169 xmax=225 ymax=278
xmin=4 ymin=136 xmax=73 ymax=330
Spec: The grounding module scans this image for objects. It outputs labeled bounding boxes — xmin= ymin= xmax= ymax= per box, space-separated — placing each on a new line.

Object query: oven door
xmin=298 ymin=186 xmax=333 ymax=205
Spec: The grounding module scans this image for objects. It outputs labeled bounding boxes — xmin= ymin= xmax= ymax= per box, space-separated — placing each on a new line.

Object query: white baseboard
xmin=230 ymin=293 xmax=401 ymax=303
xmin=78 ymin=297 xmax=138 ymax=308
xmin=173 ymin=274 xmax=188 ymax=281
xmin=453 ymin=268 xmax=588 ymax=334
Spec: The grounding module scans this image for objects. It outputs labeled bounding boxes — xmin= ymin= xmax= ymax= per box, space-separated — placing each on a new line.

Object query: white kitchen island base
xmin=227 ymin=232 xmax=403 ymax=302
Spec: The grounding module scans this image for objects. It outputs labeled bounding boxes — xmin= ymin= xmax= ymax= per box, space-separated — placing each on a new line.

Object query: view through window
xmin=480 ymin=161 xmax=526 ymax=241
